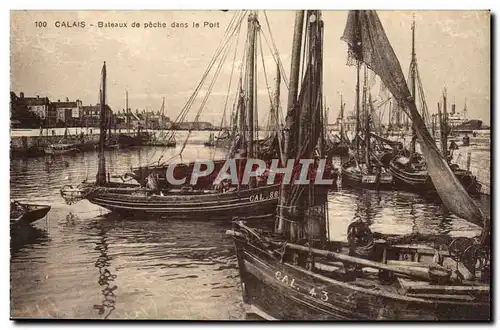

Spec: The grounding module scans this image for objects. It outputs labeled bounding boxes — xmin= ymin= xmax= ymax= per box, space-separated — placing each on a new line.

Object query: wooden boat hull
xmin=389 ymin=159 xmax=481 ymax=195
xmin=10 ymin=203 xmax=51 ymax=225
xmin=86 ymin=183 xmax=281 ymax=218
xmin=341 ymin=163 xmax=393 ymax=190
xmin=231 ymin=232 xmax=490 ymax=321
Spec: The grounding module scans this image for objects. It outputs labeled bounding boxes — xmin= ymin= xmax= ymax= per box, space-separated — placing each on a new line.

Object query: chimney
xmin=66 ymin=97 xmax=69 ymax=102
xmin=36 ymin=95 xmax=40 ymax=99
xmin=20 ymin=92 xmax=24 ymax=99
xmin=58 ymin=99 xmax=60 ymax=102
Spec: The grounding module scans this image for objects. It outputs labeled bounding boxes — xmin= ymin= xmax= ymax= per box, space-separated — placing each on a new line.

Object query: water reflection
xmin=10 ymin=224 xmax=49 ymax=257
xmin=91 ymin=219 xmax=118 ymax=319
xmin=9 ymin=135 xmax=489 ymax=319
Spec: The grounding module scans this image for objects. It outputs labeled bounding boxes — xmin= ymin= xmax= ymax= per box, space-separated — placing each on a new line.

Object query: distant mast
xmin=96 ymin=61 xmax=107 ymax=185
xmin=339 ymin=94 xmax=344 ymax=141
xmin=409 ymin=16 xmax=417 ymax=158
xmin=126 ymin=90 xmax=130 ymax=133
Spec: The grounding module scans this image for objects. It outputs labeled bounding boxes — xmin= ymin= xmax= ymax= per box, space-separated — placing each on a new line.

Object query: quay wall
xmin=10 ymin=134 xmax=100 ymax=151
xmin=451 ymin=147 xmax=491 ymax=196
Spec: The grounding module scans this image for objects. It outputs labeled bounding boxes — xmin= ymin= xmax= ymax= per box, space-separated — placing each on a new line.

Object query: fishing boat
xmin=389 ymin=154 xmax=481 ymax=195
xmin=388 ymin=21 xmax=480 ymax=196
xmin=147 ymin=97 xmax=178 ymax=148
xmin=44 ymin=143 xmax=80 ymax=155
xmin=228 ymin=10 xmax=490 ymax=321
xmin=10 ymin=200 xmax=51 ymax=225
xmin=61 ymin=12 xmax=291 ymax=217
xmin=325 ymin=95 xmax=349 ymax=156
xmin=44 ymin=127 xmax=80 ymax=155
xmin=340 ymin=68 xmax=393 ymax=189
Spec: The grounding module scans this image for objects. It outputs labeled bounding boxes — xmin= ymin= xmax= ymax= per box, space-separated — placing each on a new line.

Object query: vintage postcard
xmin=10 ymin=10 xmax=491 ymax=320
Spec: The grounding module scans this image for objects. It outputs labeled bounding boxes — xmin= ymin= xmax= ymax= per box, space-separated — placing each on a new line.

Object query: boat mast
xmin=355 ymin=63 xmax=361 ymax=161
xmin=246 ymin=11 xmax=257 ymax=161
xmin=237 ymin=78 xmax=246 ymax=155
xmin=276 ymin=10 xmax=304 ymax=235
xmin=126 ymin=90 xmax=130 ymax=133
xmin=409 ymin=17 xmax=417 ymax=159
xmin=339 ymin=94 xmax=344 ymax=141
xmin=441 ymin=88 xmax=449 ymax=158
xmin=272 ymin=62 xmax=281 ymax=133
xmin=362 ymin=66 xmax=371 ymax=172
xmin=96 ymin=61 xmax=107 ymax=185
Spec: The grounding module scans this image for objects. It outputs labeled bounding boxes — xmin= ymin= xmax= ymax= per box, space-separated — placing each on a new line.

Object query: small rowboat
xmin=10 ymin=201 xmax=51 ymax=225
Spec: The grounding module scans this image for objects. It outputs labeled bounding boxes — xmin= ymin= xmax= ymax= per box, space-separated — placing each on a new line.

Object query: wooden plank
xmin=407 ymin=293 xmax=477 ymax=302
xmin=398 ymin=277 xmax=489 ymax=295
xmin=284 ymin=242 xmax=451 ymax=283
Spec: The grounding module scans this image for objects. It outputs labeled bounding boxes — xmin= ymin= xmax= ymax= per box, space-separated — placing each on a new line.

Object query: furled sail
xmin=341 ymin=10 xmax=488 ymax=243
xmin=278 ymin=11 xmax=327 ymax=243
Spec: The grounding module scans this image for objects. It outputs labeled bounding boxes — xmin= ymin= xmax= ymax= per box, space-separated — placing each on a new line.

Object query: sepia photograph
xmin=9 ymin=9 xmax=491 ymax=320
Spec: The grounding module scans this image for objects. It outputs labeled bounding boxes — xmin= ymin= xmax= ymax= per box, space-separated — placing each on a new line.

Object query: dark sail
xmin=279 ymin=11 xmax=327 ymax=243
xmin=341 ymin=10 xmax=487 ymax=240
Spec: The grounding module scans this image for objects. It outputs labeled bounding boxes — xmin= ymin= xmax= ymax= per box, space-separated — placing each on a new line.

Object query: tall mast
xmin=246 ymin=12 xmax=257 ymax=161
xmin=272 ymin=62 xmax=281 ymax=132
xmin=355 ymin=63 xmax=361 ymax=161
xmin=441 ymin=88 xmax=449 ymax=158
xmin=339 ymin=94 xmax=344 ymax=141
xmin=237 ymin=78 xmax=246 ymax=155
xmin=126 ymin=90 xmax=130 ymax=133
xmin=362 ymin=66 xmax=371 ymax=172
xmin=353 ymin=10 xmax=361 ymax=159
xmin=159 ymin=97 xmax=164 ymax=128
xmin=409 ymin=16 xmax=417 ymax=158
xmin=276 ymin=10 xmax=304 ymax=235
xmin=96 ymin=61 xmax=107 ymax=185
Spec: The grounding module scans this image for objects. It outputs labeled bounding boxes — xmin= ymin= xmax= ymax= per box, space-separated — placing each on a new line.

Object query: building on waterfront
xmin=81 ymin=104 xmax=113 ymax=128
xmin=10 ymin=92 xmax=57 ymax=128
xmin=52 ymin=98 xmax=83 ymax=127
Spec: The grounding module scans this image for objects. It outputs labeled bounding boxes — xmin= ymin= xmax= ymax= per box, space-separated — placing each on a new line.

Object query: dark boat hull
xmin=10 ymin=203 xmax=51 ymax=225
xmin=389 ymin=160 xmax=481 ymax=195
xmin=86 ymin=183 xmax=281 ymax=218
xmin=341 ymin=162 xmax=393 ymax=190
xmin=232 ymin=234 xmax=490 ymax=321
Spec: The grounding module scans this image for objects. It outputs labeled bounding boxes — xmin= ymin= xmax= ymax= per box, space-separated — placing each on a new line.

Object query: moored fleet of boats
xmin=11 ymin=10 xmax=490 ymax=321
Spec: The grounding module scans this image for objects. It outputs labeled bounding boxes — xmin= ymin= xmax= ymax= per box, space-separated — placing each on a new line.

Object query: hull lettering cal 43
xmin=275 ymin=271 xmax=329 ymax=302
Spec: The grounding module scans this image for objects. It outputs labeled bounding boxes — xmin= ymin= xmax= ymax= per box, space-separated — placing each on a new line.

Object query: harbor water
xmin=10 ymin=131 xmax=490 ymax=319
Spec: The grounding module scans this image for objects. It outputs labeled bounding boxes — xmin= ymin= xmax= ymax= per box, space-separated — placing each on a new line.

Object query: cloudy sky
xmin=10 ymin=10 xmax=490 ymax=125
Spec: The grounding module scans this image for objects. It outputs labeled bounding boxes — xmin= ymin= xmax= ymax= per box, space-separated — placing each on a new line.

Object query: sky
xmin=10 ymin=10 xmax=491 ymax=125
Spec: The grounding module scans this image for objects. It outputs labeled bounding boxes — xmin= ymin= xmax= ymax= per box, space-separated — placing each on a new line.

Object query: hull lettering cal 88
xmin=249 ymin=191 xmax=279 ymax=202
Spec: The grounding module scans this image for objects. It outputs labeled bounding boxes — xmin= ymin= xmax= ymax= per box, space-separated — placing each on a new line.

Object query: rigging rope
xmin=263 ymin=11 xmax=290 ymax=89
xmin=216 ymin=18 xmax=243 ymax=143
xmin=150 ymin=11 xmax=247 ymax=165
xmin=258 ymin=32 xmax=285 ymax=162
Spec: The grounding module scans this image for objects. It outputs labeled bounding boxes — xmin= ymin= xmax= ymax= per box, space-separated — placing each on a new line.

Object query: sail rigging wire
xmin=148 ymin=10 xmax=244 ymax=162
xmin=176 ymin=23 xmax=239 ymax=157
xmin=341 ymin=10 xmax=488 ymax=244
xmin=216 ymin=18 xmax=244 ymax=143
xmin=262 ymin=11 xmax=290 ymax=90
xmin=257 ymin=31 xmax=285 ymax=162
xmin=150 ymin=10 xmax=247 ymax=165
xmin=173 ymin=11 xmax=246 ymax=126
